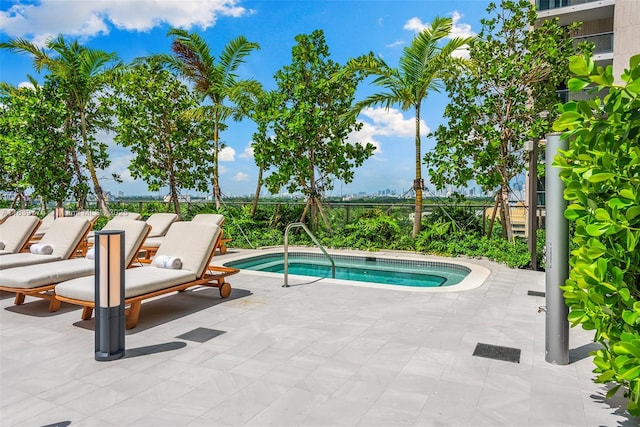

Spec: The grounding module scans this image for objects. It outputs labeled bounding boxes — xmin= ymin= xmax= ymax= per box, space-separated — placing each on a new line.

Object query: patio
xmin=0 ymin=249 xmax=634 ymax=426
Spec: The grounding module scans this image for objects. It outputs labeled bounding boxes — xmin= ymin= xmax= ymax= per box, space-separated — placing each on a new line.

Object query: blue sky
xmin=0 ymin=0 xmax=492 ymax=198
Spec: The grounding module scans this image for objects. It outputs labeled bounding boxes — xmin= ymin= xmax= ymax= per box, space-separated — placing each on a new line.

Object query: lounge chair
xmin=138 ymin=213 xmax=179 ymax=260
xmin=140 ymin=214 xmax=228 ymax=262
xmin=0 ymin=208 xmax=15 ymax=224
xmin=85 ymin=212 xmax=142 ymax=248
xmin=0 ymin=217 xmax=91 ymax=270
xmin=30 ymin=210 xmax=56 ymax=242
xmin=55 ymin=221 xmax=239 ymax=329
xmin=115 ymin=211 xmax=142 ymax=220
xmin=192 ymin=214 xmax=231 ymax=254
xmin=0 ymin=215 xmax=41 ymax=255
xmin=0 ymin=219 xmax=150 ymax=311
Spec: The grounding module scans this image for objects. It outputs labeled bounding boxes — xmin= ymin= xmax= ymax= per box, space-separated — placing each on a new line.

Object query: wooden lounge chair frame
xmin=0 ymin=223 xmax=149 ymax=312
xmin=55 ymin=230 xmax=239 ymax=329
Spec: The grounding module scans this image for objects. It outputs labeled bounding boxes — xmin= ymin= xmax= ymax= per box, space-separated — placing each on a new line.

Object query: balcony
xmin=537 ymin=0 xmax=601 ymax=11
xmin=535 ymin=0 xmax=615 ymax=27
xmin=573 ymin=31 xmax=614 ymax=54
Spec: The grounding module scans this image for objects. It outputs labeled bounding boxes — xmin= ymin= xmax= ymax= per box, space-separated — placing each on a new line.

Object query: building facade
xmin=535 ymin=0 xmax=639 ymax=84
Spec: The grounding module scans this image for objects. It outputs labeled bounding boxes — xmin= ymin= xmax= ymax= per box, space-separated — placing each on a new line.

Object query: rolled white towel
xmin=152 ymin=255 xmax=182 ymax=269
xmin=30 ymin=243 xmax=54 ymax=255
xmin=0 ymin=242 xmax=5 ymax=250
xmin=85 ymin=247 xmax=95 ymax=260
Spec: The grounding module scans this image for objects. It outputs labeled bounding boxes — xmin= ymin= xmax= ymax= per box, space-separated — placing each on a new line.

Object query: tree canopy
xmin=106 ymin=59 xmax=211 ymax=217
xmin=261 ymin=29 xmax=375 ymax=229
xmin=338 ymin=16 xmax=471 ymax=237
xmin=424 ymin=0 xmax=579 ymax=239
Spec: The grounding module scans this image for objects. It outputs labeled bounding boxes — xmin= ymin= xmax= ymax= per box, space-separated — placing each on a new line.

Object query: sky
xmin=0 ymin=0 xmax=494 ymax=198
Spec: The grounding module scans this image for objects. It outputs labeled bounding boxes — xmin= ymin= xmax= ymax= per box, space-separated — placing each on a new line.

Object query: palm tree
xmin=340 ymin=17 xmax=471 ymax=237
xmin=166 ymin=29 xmax=260 ymax=209
xmin=1 ymin=35 xmax=119 ymax=216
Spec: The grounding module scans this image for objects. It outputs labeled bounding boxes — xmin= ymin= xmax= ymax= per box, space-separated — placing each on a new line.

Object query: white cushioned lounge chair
xmin=0 ymin=219 xmax=150 ymax=311
xmin=138 ymin=213 xmax=180 ymax=260
xmin=0 ymin=217 xmax=91 ymax=270
xmin=30 ymin=210 xmax=56 ymax=242
xmin=85 ymin=211 xmax=143 ymax=246
xmin=55 ymin=221 xmax=238 ymax=329
xmin=140 ymin=213 xmax=228 ymax=261
xmin=0 ymin=215 xmax=41 ymax=255
xmin=0 ymin=208 xmax=15 ymax=224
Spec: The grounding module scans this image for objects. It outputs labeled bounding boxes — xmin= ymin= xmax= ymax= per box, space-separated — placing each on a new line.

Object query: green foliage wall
xmin=554 ymin=54 xmax=640 ymax=415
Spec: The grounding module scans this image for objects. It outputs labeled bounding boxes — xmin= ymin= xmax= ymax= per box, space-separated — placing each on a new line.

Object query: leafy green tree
xmin=0 ymin=81 xmax=74 ymax=208
xmin=247 ymin=88 xmax=275 ymax=218
xmin=264 ymin=30 xmax=375 ymax=230
xmin=424 ymin=0 xmax=578 ymax=240
xmin=1 ymin=35 xmax=119 ymax=215
xmin=106 ymin=59 xmax=210 ymax=217
xmin=165 ymin=29 xmax=260 ymax=209
xmin=338 ymin=17 xmax=470 ymax=238
xmin=554 ymin=53 xmax=640 ymax=416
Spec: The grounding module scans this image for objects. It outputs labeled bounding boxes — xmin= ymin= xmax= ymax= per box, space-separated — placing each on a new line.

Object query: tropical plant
xmin=338 ymin=16 xmax=471 ymax=238
xmin=554 ymin=53 xmax=640 ymax=416
xmin=0 ymin=80 xmax=74 ymax=208
xmin=165 ymin=29 xmax=260 ymax=209
xmin=1 ymin=35 xmax=120 ymax=215
xmin=106 ymin=58 xmax=211 ymax=217
xmin=263 ymin=30 xmax=375 ymax=230
xmin=425 ymin=0 xmax=579 ymax=240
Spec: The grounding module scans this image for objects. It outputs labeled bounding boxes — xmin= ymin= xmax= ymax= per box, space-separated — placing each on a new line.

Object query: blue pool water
xmin=224 ymin=253 xmax=470 ymax=287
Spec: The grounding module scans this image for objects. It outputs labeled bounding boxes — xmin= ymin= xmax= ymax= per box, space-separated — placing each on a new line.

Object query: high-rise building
xmin=535 ymin=0 xmax=639 ymax=87
xmin=526 ymin=0 xmax=639 ymax=241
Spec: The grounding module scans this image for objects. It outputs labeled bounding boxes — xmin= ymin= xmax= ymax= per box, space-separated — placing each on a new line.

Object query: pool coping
xmin=217 ymin=247 xmax=491 ymax=293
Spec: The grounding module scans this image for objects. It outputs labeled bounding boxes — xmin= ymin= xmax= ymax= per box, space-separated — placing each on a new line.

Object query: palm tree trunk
xmin=213 ymin=120 xmax=222 ymax=209
xmin=64 ymin=117 xmax=87 ymax=209
xmin=412 ymin=104 xmax=423 ymax=238
xmin=80 ymin=110 xmax=110 ymax=216
xmin=250 ymin=166 xmax=263 ymax=218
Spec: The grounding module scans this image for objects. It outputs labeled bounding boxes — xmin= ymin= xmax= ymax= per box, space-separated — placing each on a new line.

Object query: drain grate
xmin=527 ymin=290 xmax=545 ymax=297
xmin=473 ymin=342 xmax=521 ymax=363
xmin=177 ymin=327 xmax=225 ymax=343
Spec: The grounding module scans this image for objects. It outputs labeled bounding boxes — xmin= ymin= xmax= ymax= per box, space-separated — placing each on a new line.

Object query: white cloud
xmin=219 ymin=146 xmax=235 ymax=162
xmin=403 ymin=17 xmax=425 ymax=33
xmin=348 ymin=107 xmax=429 ymax=157
xmin=0 ymin=0 xmax=251 ymax=43
xmin=239 ymin=145 xmax=254 ymax=159
xmin=385 ymin=40 xmax=404 ymax=48
xmin=17 ymin=81 xmax=34 ymax=89
xmin=449 ymin=11 xmax=474 ymax=39
xmin=402 ymin=11 xmax=474 ymax=59
xmin=233 ymin=172 xmax=249 ymax=182
xmin=103 ymin=152 xmax=134 ymax=183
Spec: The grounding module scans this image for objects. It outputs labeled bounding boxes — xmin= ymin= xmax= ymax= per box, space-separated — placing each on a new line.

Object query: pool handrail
xmin=283 ymin=222 xmax=335 ymax=287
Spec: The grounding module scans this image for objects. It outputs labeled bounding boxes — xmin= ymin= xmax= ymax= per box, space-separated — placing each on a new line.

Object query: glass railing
xmin=572 ymin=32 xmax=614 ymax=54
xmin=557 ymin=87 xmax=608 ymax=103
xmin=536 ymin=0 xmax=600 ymax=11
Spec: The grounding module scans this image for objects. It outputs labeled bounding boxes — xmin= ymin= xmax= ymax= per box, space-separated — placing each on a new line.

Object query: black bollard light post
xmin=94 ymin=230 xmax=125 ymax=361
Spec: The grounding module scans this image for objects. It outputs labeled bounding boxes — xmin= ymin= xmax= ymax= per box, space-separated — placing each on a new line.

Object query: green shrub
xmin=554 ymin=53 xmax=640 ymax=416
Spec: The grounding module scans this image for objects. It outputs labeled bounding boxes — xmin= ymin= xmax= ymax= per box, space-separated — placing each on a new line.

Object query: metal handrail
xmin=282 ymin=222 xmax=335 ymax=287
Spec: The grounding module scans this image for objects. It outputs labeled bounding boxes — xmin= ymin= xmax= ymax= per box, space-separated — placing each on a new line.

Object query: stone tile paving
xmin=0 ymin=249 xmax=635 ymax=426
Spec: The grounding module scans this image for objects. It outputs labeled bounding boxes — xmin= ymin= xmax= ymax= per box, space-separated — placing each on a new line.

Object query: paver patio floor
xmin=0 ymin=249 xmax=634 ymax=426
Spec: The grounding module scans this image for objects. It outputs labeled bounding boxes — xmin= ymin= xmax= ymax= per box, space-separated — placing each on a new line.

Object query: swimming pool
xmin=224 ymin=252 xmax=473 ymax=288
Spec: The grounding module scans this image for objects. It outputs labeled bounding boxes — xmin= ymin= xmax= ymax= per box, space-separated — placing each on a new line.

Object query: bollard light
xmin=94 ymin=230 xmax=125 ymax=361
xmin=544 ymin=132 xmax=569 ymax=365
xmin=54 ymin=206 xmax=65 ymax=219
